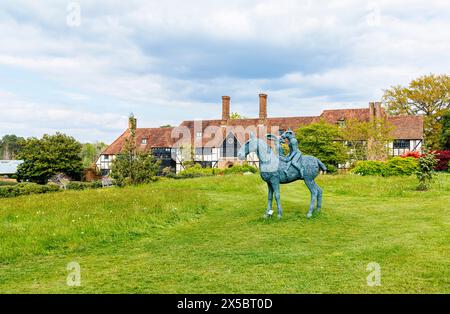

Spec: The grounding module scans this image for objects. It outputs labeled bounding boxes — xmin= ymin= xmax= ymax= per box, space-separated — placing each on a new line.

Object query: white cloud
xmin=0 ymin=0 xmax=449 ymax=141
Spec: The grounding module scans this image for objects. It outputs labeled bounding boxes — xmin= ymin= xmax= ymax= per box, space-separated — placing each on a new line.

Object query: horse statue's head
xmin=238 ymin=132 xmax=258 ymax=160
xmin=280 ymin=128 xmax=295 ymax=140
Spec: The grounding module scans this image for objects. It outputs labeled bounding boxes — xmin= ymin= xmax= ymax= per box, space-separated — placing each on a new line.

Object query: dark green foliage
xmin=16 ymin=133 xmax=83 ymax=184
xmin=416 ymin=151 xmax=438 ymax=191
xmin=0 ymin=183 xmax=60 ymax=198
xmin=296 ymin=121 xmax=348 ymax=170
xmin=0 ymin=181 xmax=18 ymax=186
xmin=351 ymin=157 xmax=418 ymax=176
xmin=65 ymin=181 xmax=103 ymax=190
xmin=440 ymin=111 xmax=450 ymax=150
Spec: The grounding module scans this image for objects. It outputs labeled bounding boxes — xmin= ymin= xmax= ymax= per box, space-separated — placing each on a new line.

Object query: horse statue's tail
xmin=317 ymin=159 xmax=327 ymax=172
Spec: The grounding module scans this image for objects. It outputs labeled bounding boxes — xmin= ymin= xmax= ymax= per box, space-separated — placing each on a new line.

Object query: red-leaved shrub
xmin=433 ymin=150 xmax=450 ymax=171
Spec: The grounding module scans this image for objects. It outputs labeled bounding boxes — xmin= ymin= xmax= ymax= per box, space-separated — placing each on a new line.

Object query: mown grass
xmin=0 ymin=174 xmax=449 ymax=293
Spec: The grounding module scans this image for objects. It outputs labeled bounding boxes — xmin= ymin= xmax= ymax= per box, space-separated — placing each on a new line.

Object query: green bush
xmin=66 ymin=181 xmax=103 ymax=190
xmin=0 ymin=183 xmax=60 ymax=198
xmin=385 ymin=157 xmax=418 ymax=176
xmin=351 ymin=157 xmax=418 ymax=176
xmin=177 ymin=164 xmax=216 ymax=179
xmin=222 ymin=164 xmax=258 ymax=175
xmin=351 ymin=160 xmax=386 ymax=176
xmin=0 ymin=181 xmax=18 ymax=186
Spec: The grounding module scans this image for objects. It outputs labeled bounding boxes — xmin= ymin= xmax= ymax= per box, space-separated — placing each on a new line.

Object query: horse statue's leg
xmin=304 ymin=179 xmax=318 ymax=219
xmin=316 ymin=183 xmax=323 ymax=212
xmin=273 ymin=181 xmax=283 ymax=219
xmin=265 ymin=183 xmax=274 ymax=218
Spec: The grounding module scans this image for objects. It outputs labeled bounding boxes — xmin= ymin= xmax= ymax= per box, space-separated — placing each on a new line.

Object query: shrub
xmin=177 ymin=164 xmax=216 ymax=178
xmin=416 ymin=151 xmax=438 ymax=191
xmin=0 ymin=183 xmax=60 ymax=198
xmin=0 ymin=181 xmax=18 ymax=186
xmin=351 ymin=157 xmax=418 ymax=176
xmin=434 ymin=150 xmax=450 ymax=171
xmin=351 ymin=160 xmax=386 ymax=176
xmin=66 ymin=181 xmax=103 ymax=190
xmin=222 ymin=164 xmax=258 ymax=175
xmin=384 ymin=157 xmax=418 ymax=176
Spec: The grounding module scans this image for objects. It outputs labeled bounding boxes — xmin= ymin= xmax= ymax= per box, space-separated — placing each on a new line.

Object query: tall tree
xmin=382 ymin=73 xmax=450 ymax=149
xmin=0 ymin=134 xmax=24 ymax=160
xmin=16 ymin=133 xmax=83 ymax=184
xmin=111 ymin=114 xmax=160 ymax=185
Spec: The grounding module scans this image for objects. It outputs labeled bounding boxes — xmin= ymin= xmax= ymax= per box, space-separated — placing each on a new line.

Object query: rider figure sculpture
xmin=281 ymin=129 xmax=304 ymax=179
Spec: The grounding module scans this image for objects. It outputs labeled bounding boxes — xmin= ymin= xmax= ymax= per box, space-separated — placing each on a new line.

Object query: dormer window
xmin=337 ymin=118 xmax=345 ymax=127
xmin=141 ymin=138 xmax=148 ymax=145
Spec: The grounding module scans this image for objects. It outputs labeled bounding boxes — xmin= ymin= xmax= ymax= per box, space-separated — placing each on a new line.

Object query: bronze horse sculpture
xmin=238 ymin=130 xmax=326 ymax=219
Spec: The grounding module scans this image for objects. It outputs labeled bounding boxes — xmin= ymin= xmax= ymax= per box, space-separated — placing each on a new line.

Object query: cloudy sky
xmin=1 ymin=0 xmax=449 ymax=143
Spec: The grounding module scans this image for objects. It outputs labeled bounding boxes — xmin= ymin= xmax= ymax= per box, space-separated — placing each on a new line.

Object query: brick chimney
xmin=259 ymin=93 xmax=267 ymax=124
xmin=222 ymin=96 xmax=230 ymax=121
xmin=369 ymin=102 xmax=375 ymax=122
xmin=374 ymin=101 xmax=382 ymax=119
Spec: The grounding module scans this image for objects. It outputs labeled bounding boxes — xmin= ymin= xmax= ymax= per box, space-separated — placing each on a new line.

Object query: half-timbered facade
xmin=97 ymin=94 xmax=424 ymax=176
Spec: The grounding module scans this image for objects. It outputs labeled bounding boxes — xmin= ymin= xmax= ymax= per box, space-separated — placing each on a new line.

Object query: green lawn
xmin=0 ymin=174 xmax=449 ymax=293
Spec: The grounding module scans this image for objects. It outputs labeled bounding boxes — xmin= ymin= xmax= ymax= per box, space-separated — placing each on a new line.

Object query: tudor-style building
xmin=96 ymin=94 xmax=424 ymax=176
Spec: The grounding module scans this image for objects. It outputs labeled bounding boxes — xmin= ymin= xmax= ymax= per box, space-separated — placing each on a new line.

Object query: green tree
xmin=111 ymin=115 xmax=160 ymax=185
xmin=382 ymin=74 xmax=450 ymax=149
xmin=296 ymin=121 xmax=348 ymax=172
xmin=0 ymin=134 xmax=24 ymax=160
xmin=80 ymin=142 xmax=108 ymax=168
xmin=16 ymin=133 xmax=83 ymax=184
xmin=230 ymin=112 xmax=247 ymax=120
xmin=440 ymin=111 xmax=450 ymax=150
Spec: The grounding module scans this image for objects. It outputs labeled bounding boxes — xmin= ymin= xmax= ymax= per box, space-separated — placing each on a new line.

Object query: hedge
xmin=65 ymin=181 xmax=103 ymax=190
xmin=0 ymin=183 xmax=60 ymax=198
xmin=351 ymin=157 xmax=418 ymax=176
xmin=177 ymin=164 xmax=259 ymax=179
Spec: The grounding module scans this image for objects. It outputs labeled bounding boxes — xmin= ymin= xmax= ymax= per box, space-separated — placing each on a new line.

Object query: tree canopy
xmin=296 ymin=121 xmax=348 ymax=172
xmin=382 ymin=73 xmax=450 ymax=149
xmin=16 ymin=133 xmax=83 ymax=184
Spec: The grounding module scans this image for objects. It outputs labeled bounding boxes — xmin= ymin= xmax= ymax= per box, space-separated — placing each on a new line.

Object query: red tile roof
xmin=102 ymin=107 xmax=424 ymax=154
xmin=102 ymin=128 xmax=175 ymax=155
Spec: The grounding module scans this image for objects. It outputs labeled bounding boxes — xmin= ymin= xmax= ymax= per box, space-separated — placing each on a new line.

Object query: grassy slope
xmin=0 ymin=174 xmax=449 ymax=293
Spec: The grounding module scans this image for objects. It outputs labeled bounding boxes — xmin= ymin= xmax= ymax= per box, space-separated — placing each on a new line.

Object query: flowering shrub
xmin=400 ymin=151 xmax=422 ymax=159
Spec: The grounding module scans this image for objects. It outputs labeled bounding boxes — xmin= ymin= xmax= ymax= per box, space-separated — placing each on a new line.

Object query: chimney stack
xmin=222 ymin=96 xmax=230 ymax=121
xmin=374 ymin=102 xmax=382 ymax=119
xmin=369 ymin=102 xmax=375 ymax=122
xmin=259 ymin=93 xmax=267 ymax=123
